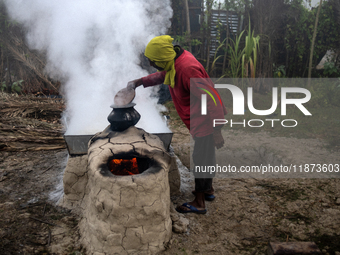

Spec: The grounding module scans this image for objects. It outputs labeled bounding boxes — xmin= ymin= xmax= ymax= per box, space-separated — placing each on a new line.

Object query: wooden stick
xmin=0 ymin=127 xmax=62 ymax=134
xmin=29 ymin=216 xmax=59 ymax=227
xmin=42 ymin=166 xmax=53 ymax=174
xmin=1 ymin=145 xmax=65 ymax=152
xmin=18 ymin=202 xmax=43 ymax=210
xmin=47 ymin=227 xmax=51 ymax=246
xmin=0 ymin=136 xmax=64 ymax=143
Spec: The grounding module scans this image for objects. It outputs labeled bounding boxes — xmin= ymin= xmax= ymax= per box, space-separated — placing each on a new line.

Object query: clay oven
xmin=82 ymin=126 xmax=172 ymax=254
xmin=60 ymin=102 xmax=179 ymax=254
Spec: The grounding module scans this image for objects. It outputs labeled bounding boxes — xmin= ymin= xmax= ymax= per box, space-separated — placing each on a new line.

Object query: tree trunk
xmin=199 ymin=0 xmax=205 ymax=61
xmin=222 ymin=10 xmax=230 ymax=73
xmin=205 ymin=0 xmax=213 ymax=72
xmin=183 ymin=0 xmax=192 ymax=52
xmin=308 ymin=0 xmax=323 ymax=85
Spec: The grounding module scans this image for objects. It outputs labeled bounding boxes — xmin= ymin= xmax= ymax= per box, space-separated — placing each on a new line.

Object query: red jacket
xmin=142 ymin=49 xmax=227 ymax=137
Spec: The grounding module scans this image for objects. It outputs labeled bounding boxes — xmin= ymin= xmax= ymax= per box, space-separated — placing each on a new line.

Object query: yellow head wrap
xmin=144 ymin=35 xmax=176 ymax=88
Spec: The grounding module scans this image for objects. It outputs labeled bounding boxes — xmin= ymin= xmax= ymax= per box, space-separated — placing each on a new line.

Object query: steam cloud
xmin=4 ymin=0 xmax=172 ymax=134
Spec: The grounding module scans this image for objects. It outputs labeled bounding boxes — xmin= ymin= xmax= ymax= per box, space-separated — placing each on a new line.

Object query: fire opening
xmin=109 ymin=158 xmax=139 ymax=176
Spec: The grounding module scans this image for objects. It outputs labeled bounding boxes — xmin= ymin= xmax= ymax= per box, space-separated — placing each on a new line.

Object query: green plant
xmin=191 ymin=38 xmax=202 ymax=47
xmin=274 ymin=65 xmax=286 ymax=78
xmin=174 ymin=32 xmax=201 ymax=51
xmin=1 ymin=80 xmax=24 ymax=93
xmin=11 ymin=80 xmax=23 ymax=93
xmin=323 ymin=62 xmax=340 ymax=77
xmin=308 ymin=78 xmax=340 ymax=107
xmin=210 ymin=38 xmax=227 ymax=76
xmin=228 ymin=30 xmax=245 ymax=78
xmin=1 ymin=81 xmax=6 ymax=91
xmin=242 ymin=19 xmax=260 ymax=78
xmin=284 ymin=0 xmax=340 ymax=77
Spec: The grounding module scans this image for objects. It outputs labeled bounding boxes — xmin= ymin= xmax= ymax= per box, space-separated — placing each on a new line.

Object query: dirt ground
xmin=167 ymin=128 xmax=340 ymax=255
xmin=1 ymin=95 xmax=340 ymax=255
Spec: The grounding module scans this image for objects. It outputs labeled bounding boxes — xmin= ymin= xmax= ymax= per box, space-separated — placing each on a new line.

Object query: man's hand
xmin=127 ymin=78 xmax=143 ymax=90
xmin=213 ymin=128 xmax=224 ymax=149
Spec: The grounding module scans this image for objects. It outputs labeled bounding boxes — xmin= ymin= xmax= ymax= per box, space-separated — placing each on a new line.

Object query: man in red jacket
xmin=127 ymin=35 xmax=227 ymax=214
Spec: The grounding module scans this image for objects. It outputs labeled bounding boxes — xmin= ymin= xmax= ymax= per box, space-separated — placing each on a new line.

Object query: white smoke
xmin=4 ymin=0 xmax=172 ymax=134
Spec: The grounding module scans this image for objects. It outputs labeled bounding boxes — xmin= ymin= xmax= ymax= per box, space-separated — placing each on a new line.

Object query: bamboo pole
xmin=308 ymin=0 xmax=323 ymax=86
xmin=184 ymin=0 xmax=192 ymax=52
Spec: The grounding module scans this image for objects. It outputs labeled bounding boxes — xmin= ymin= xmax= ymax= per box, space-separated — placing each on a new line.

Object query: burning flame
xmin=109 ymin=158 xmax=139 ymax=176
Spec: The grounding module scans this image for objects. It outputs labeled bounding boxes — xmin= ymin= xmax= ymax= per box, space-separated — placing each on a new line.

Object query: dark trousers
xmin=192 ymin=134 xmax=216 ymax=193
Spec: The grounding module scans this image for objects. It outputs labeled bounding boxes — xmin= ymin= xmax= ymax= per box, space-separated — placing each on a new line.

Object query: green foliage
xmin=323 ymin=62 xmax=340 ymax=77
xmin=210 ymin=38 xmax=226 ymax=75
xmin=228 ymin=30 xmax=245 ymax=78
xmin=309 ymin=79 xmax=340 ymax=107
xmin=283 ymin=0 xmax=340 ymax=77
xmin=273 ymin=65 xmax=286 ymax=78
xmin=11 ymin=80 xmax=23 ymax=93
xmin=1 ymin=80 xmax=24 ymax=93
xmin=0 ymin=81 xmax=6 ymax=92
xmin=242 ymin=19 xmax=260 ymax=78
xmin=226 ymin=19 xmax=260 ymax=79
xmin=174 ymin=32 xmax=202 ymax=51
xmin=191 ymin=39 xmax=202 ymax=47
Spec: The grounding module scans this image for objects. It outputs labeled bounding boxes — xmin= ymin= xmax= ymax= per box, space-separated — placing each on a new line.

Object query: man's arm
xmin=127 ymin=71 xmax=166 ymax=89
xmin=127 ymin=78 xmax=143 ymax=89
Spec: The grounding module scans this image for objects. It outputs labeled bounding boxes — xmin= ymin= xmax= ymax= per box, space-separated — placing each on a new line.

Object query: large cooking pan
xmin=64 ymin=132 xmax=173 ymax=156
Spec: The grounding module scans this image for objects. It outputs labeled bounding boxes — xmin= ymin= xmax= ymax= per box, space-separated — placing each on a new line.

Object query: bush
xmin=309 ymin=79 xmax=340 ymax=107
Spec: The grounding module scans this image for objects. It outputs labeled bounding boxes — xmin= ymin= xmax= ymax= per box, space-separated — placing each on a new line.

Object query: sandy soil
xmin=1 ymin=115 xmax=340 ymax=255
